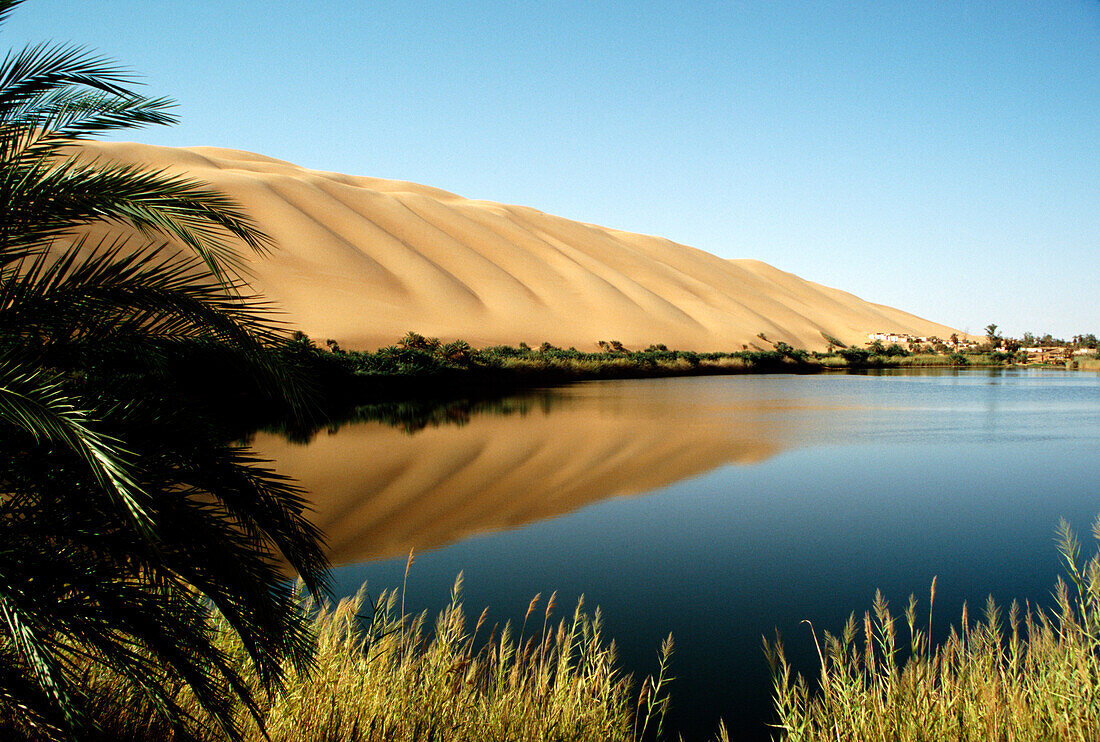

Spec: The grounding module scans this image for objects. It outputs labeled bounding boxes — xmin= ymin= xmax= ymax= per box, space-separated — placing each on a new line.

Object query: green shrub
xmin=838 ymin=347 xmax=873 ymax=365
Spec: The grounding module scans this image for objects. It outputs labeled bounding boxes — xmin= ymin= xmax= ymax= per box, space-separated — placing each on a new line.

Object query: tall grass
xmin=766 ymin=518 xmax=1100 ymax=741
xmin=57 ymin=574 xmax=672 ymax=742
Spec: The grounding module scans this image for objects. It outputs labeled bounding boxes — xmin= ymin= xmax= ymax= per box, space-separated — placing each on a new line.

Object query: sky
xmin=4 ymin=0 xmax=1098 ymax=338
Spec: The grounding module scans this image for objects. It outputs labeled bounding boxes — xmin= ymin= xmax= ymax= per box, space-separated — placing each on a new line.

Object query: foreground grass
xmin=65 ymin=575 xmax=671 ymax=742
xmin=12 ymin=523 xmax=1100 ymax=741
xmin=766 ymin=518 xmax=1100 ymax=742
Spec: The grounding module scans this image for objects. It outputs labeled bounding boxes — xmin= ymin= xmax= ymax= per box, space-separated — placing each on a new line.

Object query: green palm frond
xmin=0 ymin=358 xmax=147 ymax=530
xmin=0 ymin=645 xmax=70 ymax=740
xmin=0 ymin=32 xmax=268 ymax=279
xmin=0 ymin=240 xmax=283 ymax=346
xmin=0 ymin=509 xmax=261 ymax=740
xmin=0 ymin=590 xmax=80 ymax=733
xmin=3 ymin=89 xmax=175 ymax=145
xmin=0 ymin=424 xmax=327 ymax=734
xmin=0 ymin=2 xmax=331 ymax=738
xmin=0 ymin=240 xmax=311 ymax=413
xmin=0 ymin=41 xmax=142 ymax=110
xmin=0 ymin=1 xmax=23 ymax=27
xmin=0 ymin=156 xmax=271 ymax=280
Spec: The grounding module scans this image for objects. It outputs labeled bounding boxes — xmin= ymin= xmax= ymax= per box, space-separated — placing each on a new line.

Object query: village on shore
xmin=866 ymin=330 xmax=1098 ymax=365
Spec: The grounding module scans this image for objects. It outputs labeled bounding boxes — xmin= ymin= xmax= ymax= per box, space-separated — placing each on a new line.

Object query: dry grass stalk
xmin=51 ymin=576 xmax=671 ymax=742
xmin=767 ymin=517 xmax=1100 ymax=741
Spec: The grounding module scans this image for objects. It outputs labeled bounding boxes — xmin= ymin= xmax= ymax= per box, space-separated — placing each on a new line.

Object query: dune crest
xmin=75 ymin=141 xmax=962 ymax=351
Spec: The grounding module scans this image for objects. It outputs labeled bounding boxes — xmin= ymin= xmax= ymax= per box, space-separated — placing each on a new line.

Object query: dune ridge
xmin=75 ymin=141 xmax=963 ymax=351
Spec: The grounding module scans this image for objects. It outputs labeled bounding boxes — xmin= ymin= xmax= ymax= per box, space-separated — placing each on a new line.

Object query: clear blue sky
xmin=6 ymin=1 xmax=1098 ymax=337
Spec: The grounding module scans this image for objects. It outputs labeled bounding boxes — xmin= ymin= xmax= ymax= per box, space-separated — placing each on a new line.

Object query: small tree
xmin=985 ymin=323 xmax=1000 ymax=347
xmin=400 ymin=331 xmax=440 ymax=352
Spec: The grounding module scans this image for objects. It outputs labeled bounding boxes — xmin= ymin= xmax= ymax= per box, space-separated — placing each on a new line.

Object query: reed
xmin=57 ymin=575 xmax=671 ymax=742
xmin=767 ymin=517 xmax=1100 ymax=741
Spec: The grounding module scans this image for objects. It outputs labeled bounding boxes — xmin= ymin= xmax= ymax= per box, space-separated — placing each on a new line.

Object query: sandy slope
xmin=75 ymin=141 xmax=963 ymax=351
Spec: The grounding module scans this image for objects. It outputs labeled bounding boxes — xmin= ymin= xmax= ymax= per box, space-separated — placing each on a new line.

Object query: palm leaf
xmin=0 ymin=157 xmax=271 ymax=281
xmin=0 ymin=240 xmax=311 ymax=412
xmin=3 ymin=89 xmax=175 ymax=144
xmin=0 ymin=1 xmax=23 ymax=27
xmin=0 ymin=41 xmax=142 ymax=110
xmin=0 ymin=4 xmax=331 ymax=738
xmin=0 ymin=358 xmax=148 ymax=530
xmin=0 ymin=240 xmax=283 ymax=345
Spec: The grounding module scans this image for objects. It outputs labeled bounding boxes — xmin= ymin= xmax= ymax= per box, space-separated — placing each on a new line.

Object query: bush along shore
xmin=77 ymin=330 xmax=1063 ymax=434
xmin=272 ymin=330 xmax=1052 ymax=408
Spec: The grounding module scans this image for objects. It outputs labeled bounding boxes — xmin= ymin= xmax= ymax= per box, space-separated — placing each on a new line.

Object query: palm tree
xmin=0 ymin=1 xmax=328 ymax=738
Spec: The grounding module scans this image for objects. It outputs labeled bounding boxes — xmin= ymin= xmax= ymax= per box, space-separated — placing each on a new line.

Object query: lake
xmin=251 ymin=368 xmax=1100 ymax=739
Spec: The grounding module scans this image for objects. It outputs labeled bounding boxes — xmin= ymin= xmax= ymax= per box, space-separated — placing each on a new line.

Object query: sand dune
xmin=74 ymin=141 xmax=963 ymax=351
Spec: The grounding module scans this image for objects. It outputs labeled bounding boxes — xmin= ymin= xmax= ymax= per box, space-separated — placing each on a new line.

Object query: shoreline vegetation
xmin=269 ymin=330 xmax=1097 ymax=412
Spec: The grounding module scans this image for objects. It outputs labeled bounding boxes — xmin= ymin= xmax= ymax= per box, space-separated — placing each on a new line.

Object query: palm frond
xmin=0 ymin=41 xmax=146 ymax=111
xmin=0 ymin=240 xmax=284 ymax=346
xmin=0 ymin=5 xmax=330 ymax=739
xmin=0 ymin=646 xmax=70 ymax=740
xmin=0 ymin=240 xmax=312 ymax=412
xmin=0 ymin=510 xmax=262 ymax=741
xmin=0 ymin=358 xmax=148 ymax=530
xmin=2 ymin=88 xmax=175 ymax=146
xmin=164 ymin=443 xmax=330 ymax=600
xmin=0 ymin=1 xmax=24 ymax=28
xmin=0 ymin=590 xmax=80 ymax=733
xmin=0 ymin=157 xmax=270 ymax=281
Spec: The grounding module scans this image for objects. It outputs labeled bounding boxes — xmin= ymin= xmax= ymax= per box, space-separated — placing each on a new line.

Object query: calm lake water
xmin=252 ymin=368 xmax=1100 ymax=739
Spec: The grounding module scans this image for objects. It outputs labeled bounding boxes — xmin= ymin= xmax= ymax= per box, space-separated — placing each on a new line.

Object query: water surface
xmin=252 ymin=369 xmax=1100 ymax=739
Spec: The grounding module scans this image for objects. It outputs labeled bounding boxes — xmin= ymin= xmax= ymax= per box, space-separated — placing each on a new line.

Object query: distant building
xmin=867 ymin=332 xmax=911 ymax=344
xmin=1024 ymin=347 xmax=1070 ymax=364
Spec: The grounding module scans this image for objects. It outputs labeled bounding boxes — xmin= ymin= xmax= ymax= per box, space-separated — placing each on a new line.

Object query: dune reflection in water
xmin=250 ymin=378 xmax=848 ymax=565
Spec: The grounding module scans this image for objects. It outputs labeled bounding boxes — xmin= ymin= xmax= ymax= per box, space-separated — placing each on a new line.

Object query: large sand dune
xmin=77 ymin=141 xmax=962 ymax=351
